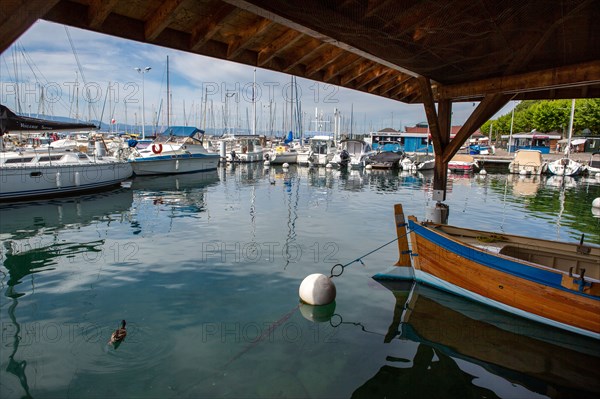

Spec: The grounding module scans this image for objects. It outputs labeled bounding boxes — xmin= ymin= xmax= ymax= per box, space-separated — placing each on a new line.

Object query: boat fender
xmin=299 ymin=273 xmax=336 ymax=306
xmin=152 ymin=144 xmax=163 ymax=154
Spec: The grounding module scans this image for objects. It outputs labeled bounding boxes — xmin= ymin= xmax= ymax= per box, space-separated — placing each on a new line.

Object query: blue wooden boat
xmin=374 ymin=204 xmax=600 ymax=339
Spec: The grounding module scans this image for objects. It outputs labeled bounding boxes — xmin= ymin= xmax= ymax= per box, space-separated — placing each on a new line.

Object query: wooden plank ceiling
xmin=2 ymin=0 xmax=599 ymax=104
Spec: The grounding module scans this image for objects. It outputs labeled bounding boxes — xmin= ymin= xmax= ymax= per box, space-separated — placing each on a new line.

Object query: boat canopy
xmin=161 ymin=126 xmax=205 ymax=137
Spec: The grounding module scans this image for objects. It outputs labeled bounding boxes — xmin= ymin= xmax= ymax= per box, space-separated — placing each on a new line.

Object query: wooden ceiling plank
xmin=304 ymin=47 xmax=346 ymax=77
xmin=438 ymin=61 xmax=600 ymax=101
xmin=340 ymin=62 xmax=377 ymax=86
xmin=283 ymin=41 xmax=328 ymax=73
xmin=367 ymin=72 xmax=401 ymax=93
xmin=145 ymin=0 xmax=187 ymax=41
xmin=322 ymin=54 xmax=361 ymax=82
xmin=227 ymin=18 xmax=274 ymax=60
xmin=355 ymin=68 xmax=389 ymax=90
xmin=222 ymin=0 xmax=422 ymax=78
xmin=87 ymin=0 xmax=119 ymax=29
xmin=257 ymin=28 xmax=303 ymax=66
xmin=189 ymin=3 xmax=237 ymax=52
xmin=0 ymin=0 xmax=60 ymax=55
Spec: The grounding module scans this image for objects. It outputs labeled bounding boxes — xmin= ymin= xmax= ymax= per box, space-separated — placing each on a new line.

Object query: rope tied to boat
xmin=329 ymin=223 xmax=412 ymax=278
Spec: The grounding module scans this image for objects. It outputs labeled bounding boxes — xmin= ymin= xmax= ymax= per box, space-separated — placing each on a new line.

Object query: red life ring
xmin=152 ymin=144 xmax=163 ymax=154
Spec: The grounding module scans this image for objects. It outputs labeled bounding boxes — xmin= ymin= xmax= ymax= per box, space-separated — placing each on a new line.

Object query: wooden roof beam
xmin=354 ymin=68 xmax=391 ymax=91
xmin=377 ymin=75 xmax=411 ymax=96
xmin=322 ymin=55 xmax=361 ymax=82
xmin=340 ymin=62 xmax=378 ymax=86
xmin=224 ymin=0 xmax=421 ymax=78
xmin=145 ymin=0 xmax=187 ymax=41
xmin=257 ymin=28 xmax=303 ymax=66
xmin=0 ymin=0 xmax=60 ymax=55
xmin=304 ymin=47 xmax=346 ymax=78
xmin=283 ymin=41 xmax=328 ymax=73
xmin=368 ymin=73 xmax=406 ymax=94
xmin=227 ymin=18 xmax=274 ymax=60
xmin=437 ymin=61 xmax=600 ymax=101
xmin=87 ymin=0 xmax=119 ymax=29
xmin=189 ymin=3 xmax=237 ymax=52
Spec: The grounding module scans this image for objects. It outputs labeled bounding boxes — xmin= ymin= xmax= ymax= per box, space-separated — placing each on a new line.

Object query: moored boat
xmin=128 ymin=126 xmax=219 ymax=175
xmin=448 ymin=153 xmax=478 ymax=173
xmin=584 ymin=151 xmax=600 ymax=175
xmin=0 ymin=148 xmax=133 ymax=201
xmin=508 ymin=149 xmax=547 ymax=175
xmin=374 ymin=204 xmax=600 ymax=339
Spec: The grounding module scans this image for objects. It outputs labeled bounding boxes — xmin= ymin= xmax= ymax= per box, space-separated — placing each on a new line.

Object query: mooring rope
xmin=329 ymin=224 xmax=414 ymax=278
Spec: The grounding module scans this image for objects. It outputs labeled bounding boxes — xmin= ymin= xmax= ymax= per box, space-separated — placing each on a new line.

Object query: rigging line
xmin=64 ymin=26 xmax=98 ymax=121
xmin=17 ymin=42 xmax=72 ymax=115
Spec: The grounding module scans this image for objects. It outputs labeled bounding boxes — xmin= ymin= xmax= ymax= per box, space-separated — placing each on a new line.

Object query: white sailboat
xmin=547 ymin=99 xmax=583 ymax=176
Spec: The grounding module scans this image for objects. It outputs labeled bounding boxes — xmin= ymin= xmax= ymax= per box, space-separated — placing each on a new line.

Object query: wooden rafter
xmin=283 ymin=41 xmax=327 ymax=73
xmin=87 ymin=0 xmax=119 ymax=29
xmin=378 ymin=75 xmax=411 ymax=96
xmin=322 ymin=54 xmax=361 ymax=82
xmin=352 ymin=67 xmax=385 ymax=90
xmin=257 ymin=28 xmax=303 ymax=66
xmin=227 ymin=18 xmax=274 ymax=60
xmin=340 ymin=62 xmax=377 ymax=86
xmin=367 ymin=71 xmax=402 ymax=93
xmin=189 ymin=3 xmax=237 ymax=52
xmin=304 ymin=47 xmax=345 ymax=77
xmin=145 ymin=0 xmax=187 ymax=41
xmin=0 ymin=0 xmax=60 ymax=54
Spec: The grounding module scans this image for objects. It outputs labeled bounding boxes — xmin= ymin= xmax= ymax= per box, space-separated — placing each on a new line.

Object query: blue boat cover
xmin=161 ymin=126 xmax=205 ymax=137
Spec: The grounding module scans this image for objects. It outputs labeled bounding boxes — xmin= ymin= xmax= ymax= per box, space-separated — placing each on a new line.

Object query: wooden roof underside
xmin=1 ymin=0 xmax=599 ymax=104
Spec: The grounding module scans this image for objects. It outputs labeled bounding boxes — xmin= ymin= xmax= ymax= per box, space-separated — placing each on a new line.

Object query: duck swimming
xmin=109 ymin=320 xmax=127 ymax=344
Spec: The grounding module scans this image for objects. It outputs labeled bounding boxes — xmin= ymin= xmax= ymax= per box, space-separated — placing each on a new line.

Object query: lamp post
xmin=134 ymin=66 xmax=151 ymax=139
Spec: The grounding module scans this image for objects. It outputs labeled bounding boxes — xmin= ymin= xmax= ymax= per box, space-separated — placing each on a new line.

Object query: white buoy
xmin=479 ymin=169 xmax=487 ymax=175
xmin=365 ymin=164 xmax=373 ymax=170
xmin=519 ymin=169 xmax=527 ymax=175
xmin=299 ymin=273 xmax=336 ymax=306
xmin=592 ymin=198 xmax=600 ymax=209
xmin=263 ymin=160 xmax=270 ymax=166
xmin=283 ymin=162 xmax=289 ymax=168
xmin=326 ymin=163 xmax=332 ymax=168
xmin=595 ymin=172 xmax=600 ymax=179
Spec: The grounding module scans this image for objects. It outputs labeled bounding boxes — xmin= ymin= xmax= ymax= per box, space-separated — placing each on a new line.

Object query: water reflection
xmin=363 ymin=281 xmax=600 ymax=399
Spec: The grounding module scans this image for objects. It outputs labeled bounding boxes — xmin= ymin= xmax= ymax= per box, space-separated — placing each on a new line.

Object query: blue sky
xmin=1 ymin=20 xmax=514 ymax=134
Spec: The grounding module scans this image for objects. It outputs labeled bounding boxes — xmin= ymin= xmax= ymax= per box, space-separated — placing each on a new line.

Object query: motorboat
xmin=508 ymin=149 xmax=547 ymax=175
xmin=128 ymin=126 xmax=219 ymax=175
xmin=264 ymin=145 xmax=297 ymax=165
xmin=366 ymin=151 xmax=403 ymax=169
xmin=448 ymin=153 xmax=478 ymax=173
xmin=220 ymin=134 xmax=264 ymax=163
xmin=0 ymin=148 xmax=133 ymax=201
xmin=329 ymin=139 xmax=373 ymax=168
xmin=401 ymin=153 xmax=435 ymax=172
xmin=303 ymin=135 xmax=336 ymax=166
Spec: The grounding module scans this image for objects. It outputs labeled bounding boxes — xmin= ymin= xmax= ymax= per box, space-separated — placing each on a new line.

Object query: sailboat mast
xmin=566 ymin=99 xmax=575 ymax=158
xmin=167 ymin=55 xmax=170 ymax=127
xmin=252 ymin=68 xmax=256 ymax=135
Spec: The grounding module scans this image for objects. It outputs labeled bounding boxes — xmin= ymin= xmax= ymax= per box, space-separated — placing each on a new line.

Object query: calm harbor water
xmin=1 ymin=164 xmax=600 ymax=399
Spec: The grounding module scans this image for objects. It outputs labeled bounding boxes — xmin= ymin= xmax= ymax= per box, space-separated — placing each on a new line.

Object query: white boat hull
xmin=129 ymin=153 xmax=219 ymax=175
xmin=268 ymin=152 xmax=297 ymax=164
xmin=0 ymin=160 xmax=132 ymax=200
xmin=547 ymin=158 xmax=582 ymax=176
